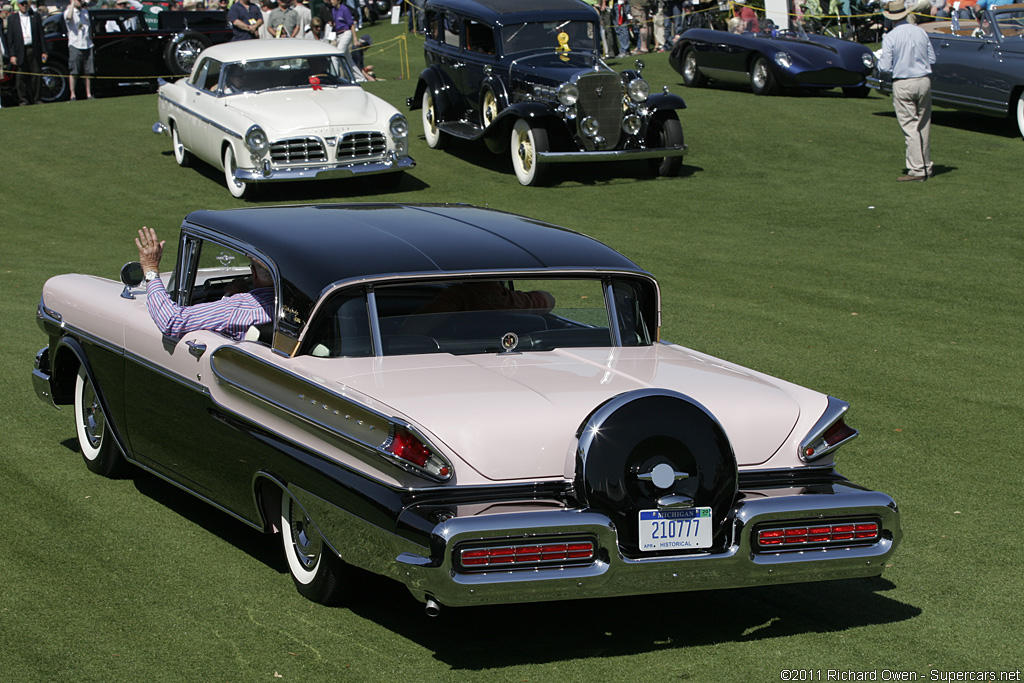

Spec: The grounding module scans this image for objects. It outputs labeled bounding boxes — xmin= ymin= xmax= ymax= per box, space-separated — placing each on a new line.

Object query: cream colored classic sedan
xmin=153 ymin=40 xmax=413 ymax=198
xmin=32 ymin=204 xmax=901 ymax=615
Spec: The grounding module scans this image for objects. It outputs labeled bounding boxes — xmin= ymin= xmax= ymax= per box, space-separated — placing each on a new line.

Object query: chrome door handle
xmin=186 ymin=340 xmax=207 ymax=358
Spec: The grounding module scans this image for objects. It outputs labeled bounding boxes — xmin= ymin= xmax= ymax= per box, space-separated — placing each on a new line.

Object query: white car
xmin=153 ymin=40 xmax=414 ymax=198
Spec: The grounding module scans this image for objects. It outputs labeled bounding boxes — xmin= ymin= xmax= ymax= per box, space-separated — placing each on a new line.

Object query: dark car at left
xmin=407 ymin=0 xmax=688 ymax=185
xmin=1 ymin=8 xmax=230 ymax=103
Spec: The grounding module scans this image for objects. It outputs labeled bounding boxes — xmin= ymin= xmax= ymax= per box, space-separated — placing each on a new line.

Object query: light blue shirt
xmin=878 ymin=21 xmax=936 ymax=79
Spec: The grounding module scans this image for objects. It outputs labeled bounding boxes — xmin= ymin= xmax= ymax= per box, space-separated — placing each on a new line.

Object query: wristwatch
xmin=144 ymin=270 xmax=160 ymax=282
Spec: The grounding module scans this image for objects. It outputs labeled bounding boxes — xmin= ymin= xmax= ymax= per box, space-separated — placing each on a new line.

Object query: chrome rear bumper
xmin=392 ymin=483 xmax=900 ymax=608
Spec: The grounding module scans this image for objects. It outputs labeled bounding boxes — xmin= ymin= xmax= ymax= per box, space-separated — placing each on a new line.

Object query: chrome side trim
xmin=209 ymin=346 xmax=453 ymax=482
xmin=159 ymin=93 xmax=242 ymax=140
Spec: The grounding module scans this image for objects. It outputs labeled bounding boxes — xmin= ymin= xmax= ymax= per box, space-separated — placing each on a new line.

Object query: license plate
xmin=638 ymin=508 xmax=712 ymax=551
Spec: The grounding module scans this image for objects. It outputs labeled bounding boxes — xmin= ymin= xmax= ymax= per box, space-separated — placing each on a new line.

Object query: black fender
xmin=647 ymin=91 xmax=687 ymax=112
xmin=479 ymin=75 xmax=511 ymax=115
xmin=574 ymin=388 xmax=738 ymax=558
xmin=52 ymin=335 xmax=132 ymax=461
xmin=406 ymin=66 xmax=457 ymax=124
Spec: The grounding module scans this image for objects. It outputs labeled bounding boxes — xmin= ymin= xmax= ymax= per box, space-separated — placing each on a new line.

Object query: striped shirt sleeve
xmin=145 ymin=277 xmax=274 ymax=340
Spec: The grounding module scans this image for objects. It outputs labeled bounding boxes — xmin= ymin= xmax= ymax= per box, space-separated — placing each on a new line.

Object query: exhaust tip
xmin=424 ymin=597 xmax=441 ymax=618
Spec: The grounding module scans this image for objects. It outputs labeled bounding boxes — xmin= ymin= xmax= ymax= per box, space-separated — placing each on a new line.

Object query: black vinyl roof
xmin=183 ymin=204 xmax=647 ymax=331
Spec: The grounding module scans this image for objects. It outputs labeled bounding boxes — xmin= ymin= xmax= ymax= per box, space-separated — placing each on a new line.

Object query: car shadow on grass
xmin=417 ymin=135 xmax=700 ymax=186
xmin=871 ymin=109 xmax=1020 ymax=138
xmin=343 ymin=573 xmax=920 ymax=668
xmin=96 ymin=450 xmax=918 ymax=666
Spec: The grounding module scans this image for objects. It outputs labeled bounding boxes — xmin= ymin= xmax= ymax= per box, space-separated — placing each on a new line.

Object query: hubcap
xmin=289 ymin=504 xmax=321 ymax=571
xmin=81 ymin=382 xmax=104 ymax=448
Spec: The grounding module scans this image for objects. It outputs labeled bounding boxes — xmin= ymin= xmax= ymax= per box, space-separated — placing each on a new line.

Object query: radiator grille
xmin=338 ymin=132 xmax=387 ymax=159
xmin=270 ymin=137 xmax=327 ymax=164
xmin=576 ymin=72 xmax=624 ymax=150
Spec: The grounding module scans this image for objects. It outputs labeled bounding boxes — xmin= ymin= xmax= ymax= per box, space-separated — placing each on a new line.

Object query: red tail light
xmin=757 ymin=521 xmax=880 ymax=550
xmin=458 ymin=540 xmax=596 ymax=570
xmin=386 ymin=427 xmax=431 ymax=467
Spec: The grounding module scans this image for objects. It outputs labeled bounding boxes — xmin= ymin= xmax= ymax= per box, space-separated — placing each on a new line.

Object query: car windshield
xmin=220 ymin=55 xmax=355 ymax=95
xmin=500 ymin=20 xmax=599 ymax=56
xmin=304 ymin=277 xmax=653 ymax=358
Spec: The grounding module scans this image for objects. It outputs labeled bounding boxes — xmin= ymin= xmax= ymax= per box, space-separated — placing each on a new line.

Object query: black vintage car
xmin=406 ymin=0 xmax=688 ymax=185
xmin=1 ymin=9 xmax=230 ymax=103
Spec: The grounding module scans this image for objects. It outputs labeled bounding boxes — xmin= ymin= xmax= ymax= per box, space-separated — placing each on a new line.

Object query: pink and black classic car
xmin=32 ymin=204 xmax=900 ymax=615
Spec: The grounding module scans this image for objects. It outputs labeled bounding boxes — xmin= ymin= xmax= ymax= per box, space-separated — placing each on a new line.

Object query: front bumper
xmin=236 ymin=153 xmax=415 ymax=183
xmin=538 ymin=145 xmax=688 ymax=164
xmin=32 ymin=346 xmax=56 ymax=406
xmin=392 ymin=483 xmax=899 ymax=608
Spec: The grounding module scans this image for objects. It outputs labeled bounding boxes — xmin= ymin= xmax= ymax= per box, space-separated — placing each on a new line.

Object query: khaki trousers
xmin=893 ymin=76 xmax=933 ymax=177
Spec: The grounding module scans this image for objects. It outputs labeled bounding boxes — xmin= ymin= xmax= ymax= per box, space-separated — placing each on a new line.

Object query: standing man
xmin=878 ymin=0 xmax=936 ymax=182
xmin=267 ymin=0 xmax=299 ymax=37
xmin=329 ymin=0 xmax=356 ymax=64
xmin=65 ymin=0 xmax=94 ymax=100
xmin=6 ymin=0 xmax=47 ymax=105
xmin=228 ymin=0 xmax=263 ymax=40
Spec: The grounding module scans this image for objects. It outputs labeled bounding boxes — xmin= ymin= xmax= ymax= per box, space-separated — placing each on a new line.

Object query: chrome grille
xmin=270 ymin=137 xmax=327 ymax=164
xmin=338 ymin=132 xmax=387 ymax=159
xmin=575 ymin=72 xmax=624 ymax=150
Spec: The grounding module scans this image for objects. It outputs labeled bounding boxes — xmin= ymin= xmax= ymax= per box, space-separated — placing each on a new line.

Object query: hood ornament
xmin=501 ymin=332 xmax=519 ymax=353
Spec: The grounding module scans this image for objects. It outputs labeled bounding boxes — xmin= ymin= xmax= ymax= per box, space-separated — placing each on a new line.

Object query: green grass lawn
xmin=1 ymin=22 xmax=1022 ymax=682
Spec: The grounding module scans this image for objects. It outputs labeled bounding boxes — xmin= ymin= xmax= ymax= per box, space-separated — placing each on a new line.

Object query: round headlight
xmin=862 ymin=52 xmax=876 ymax=69
xmin=622 ymin=114 xmax=641 ymax=136
xmin=557 ymin=82 xmax=579 ymax=107
xmin=580 ymin=116 xmax=600 ymax=138
xmin=774 ymin=52 xmax=793 ymax=69
xmin=389 ymin=114 xmax=409 ymax=139
xmin=627 ymin=78 xmax=650 ymax=103
xmin=244 ymin=125 xmax=269 ymax=156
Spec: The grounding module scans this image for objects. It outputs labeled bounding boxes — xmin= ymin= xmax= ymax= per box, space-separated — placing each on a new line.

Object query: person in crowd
xmin=65 ymin=0 xmax=95 ymax=100
xmin=329 ymin=0 xmax=357 ymax=62
xmin=630 ymin=0 xmax=652 ymax=52
xmin=732 ymin=0 xmax=759 ymax=32
xmin=293 ymin=0 xmax=311 ymax=37
xmin=662 ymin=0 xmax=683 ymax=50
xmin=6 ymin=0 xmax=47 ymax=106
xmin=609 ymin=0 xmax=631 ymax=57
xmin=267 ymin=0 xmax=300 ymax=37
xmin=134 ymin=227 xmax=275 ymax=340
xmin=228 ymin=0 xmax=262 ymax=39
xmin=258 ymin=0 xmax=274 ymax=37
xmin=0 ymin=9 xmax=8 ymax=107
xmin=877 ymin=0 xmax=935 ymax=181
xmin=407 ymin=0 xmax=424 ymax=32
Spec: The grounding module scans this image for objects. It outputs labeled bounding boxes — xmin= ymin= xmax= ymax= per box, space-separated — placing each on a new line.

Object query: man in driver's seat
xmin=135 ymin=226 xmax=274 ymax=340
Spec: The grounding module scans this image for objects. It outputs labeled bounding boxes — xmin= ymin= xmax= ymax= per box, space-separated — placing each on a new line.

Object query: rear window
xmin=303 ymin=277 xmax=654 ymax=358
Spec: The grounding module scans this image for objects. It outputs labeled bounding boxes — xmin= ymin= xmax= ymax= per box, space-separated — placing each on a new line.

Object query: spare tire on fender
xmin=164 ymin=30 xmax=212 ymax=76
xmin=574 ymin=389 xmax=738 ymax=558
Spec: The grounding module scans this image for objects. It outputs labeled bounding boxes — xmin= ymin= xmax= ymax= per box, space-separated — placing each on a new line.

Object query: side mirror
xmin=120 ymin=261 xmax=144 ymax=299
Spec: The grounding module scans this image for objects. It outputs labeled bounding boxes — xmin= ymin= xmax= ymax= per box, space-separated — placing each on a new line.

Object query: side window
xmin=190 ymin=59 xmax=210 ymax=87
xmin=425 ymin=9 xmax=443 ymax=41
xmin=465 ymin=20 xmax=495 ymax=54
xmin=182 ymin=239 xmax=258 ymax=306
xmin=444 ymin=13 xmax=462 ymax=47
xmin=303 ymin=290 xmax=371 ymax=357
xmin=200 ymin=59 xmax=223 ymax=92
